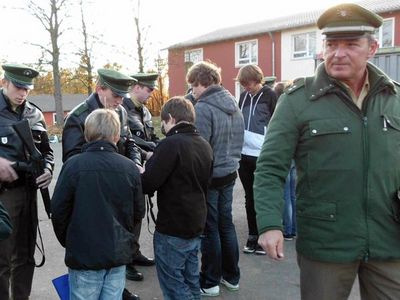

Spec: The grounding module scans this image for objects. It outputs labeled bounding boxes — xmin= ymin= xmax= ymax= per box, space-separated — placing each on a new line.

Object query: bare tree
xmin=27 ymin=0 xmax=69 ymax=127
xmin=133 ymin=0 xmax=144 ymax=73
xmin=77 ymin=0 xmax=94 ymax=95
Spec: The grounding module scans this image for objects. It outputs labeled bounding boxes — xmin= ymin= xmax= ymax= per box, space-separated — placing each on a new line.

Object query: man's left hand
xmin=36 ymin=169 xmax=52 ymax=189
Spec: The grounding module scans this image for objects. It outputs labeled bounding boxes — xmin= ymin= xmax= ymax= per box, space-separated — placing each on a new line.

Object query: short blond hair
xmin=84 ymin=109 xmax=120 ymax=142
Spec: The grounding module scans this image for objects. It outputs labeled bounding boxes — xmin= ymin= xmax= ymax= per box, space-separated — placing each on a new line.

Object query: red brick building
xmin=168 ymin=0 xmax=400 ymax=99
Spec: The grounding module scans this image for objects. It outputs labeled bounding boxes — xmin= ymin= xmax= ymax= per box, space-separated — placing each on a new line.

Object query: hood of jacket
xmin=198 ymin=85 xmax=238 ymax=115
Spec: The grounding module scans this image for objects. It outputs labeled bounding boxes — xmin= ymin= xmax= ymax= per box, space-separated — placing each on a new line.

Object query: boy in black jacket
xmin=52 ymin=109 xmax=143 ymax=300
xmin=141 ymin=97 xmax=213 ymax=300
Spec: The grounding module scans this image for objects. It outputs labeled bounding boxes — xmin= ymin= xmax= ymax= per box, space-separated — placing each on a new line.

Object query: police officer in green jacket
xmin=254 ymin=3 xmax=400 ymax=299
xmin=62 ymin=69 xmax=142 ymax=300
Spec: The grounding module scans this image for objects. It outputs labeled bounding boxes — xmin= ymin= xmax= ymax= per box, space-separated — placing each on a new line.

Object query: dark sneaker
xmin=243 ymin=239 xmax=257 ymax=254
xmin=284 ymin=234 xmax=294 ymax=241
xmin=255 ymin=244 xmax=266 ymax=255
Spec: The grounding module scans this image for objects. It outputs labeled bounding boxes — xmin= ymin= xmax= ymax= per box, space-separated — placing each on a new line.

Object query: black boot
xmin=122 ymin=288 xmax=140 ymax=300
xmin=126 ymin=264 xmax=144 ymax=281
xmin=131 ymin=253 xmax=155 ymax=266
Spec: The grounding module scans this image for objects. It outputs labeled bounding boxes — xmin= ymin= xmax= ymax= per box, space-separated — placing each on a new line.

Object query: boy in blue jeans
xmin=52 ymin=109 xmax=143 ymax=300
xmin=141 ymin=97 xmax=213 ymax=300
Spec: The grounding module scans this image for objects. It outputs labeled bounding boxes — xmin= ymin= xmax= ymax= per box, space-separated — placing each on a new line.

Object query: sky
xmin=1 ymin=0 xmax=355 ymax=73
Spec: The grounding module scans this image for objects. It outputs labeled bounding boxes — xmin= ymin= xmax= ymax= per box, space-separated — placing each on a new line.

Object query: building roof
xmin=168 ymin=0 xmax=400 ymax=49
xmin=29 ymin=94 xmax=87 ymax=112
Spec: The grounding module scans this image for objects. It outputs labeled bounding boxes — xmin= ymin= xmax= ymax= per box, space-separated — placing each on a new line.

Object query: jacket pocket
xmin=392 ymin=190 xmax=400 ymax=224
xmin=297 ymin=201 xmax=337 ymax=221
xmin=382 ymin=114 xmax=400 ymax=132
xmin=381 ymin=114 xmax=400 ymax=161
xmin=0 ymin=126 xmax=18 ymax=145
xmin=309 ymin=119 xmax=351 ymax=136
xmin=306 ymin=119 xmax=353 ymax=170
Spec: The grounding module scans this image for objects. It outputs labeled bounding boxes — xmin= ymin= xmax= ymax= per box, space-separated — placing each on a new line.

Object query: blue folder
xmin=52 ymin=273 xmax=70 ymax=300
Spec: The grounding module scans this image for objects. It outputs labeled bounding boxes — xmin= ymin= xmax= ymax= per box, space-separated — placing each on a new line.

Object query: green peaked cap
xmin=317 ymin=3 xmax=383 ymax=39
xmin=97 ymin=69 xmax=137 ymax=97
xmin=130 ymin=72 xmax=159 ymax=90
xmin=2 ymin=63 xmax=39 ymax=89
xmin=263 ymin=76 xmax=277 ymax=84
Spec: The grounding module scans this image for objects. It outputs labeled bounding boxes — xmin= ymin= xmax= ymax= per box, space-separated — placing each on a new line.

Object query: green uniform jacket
xmin=254 ymin=62 xmax=400 ymax=262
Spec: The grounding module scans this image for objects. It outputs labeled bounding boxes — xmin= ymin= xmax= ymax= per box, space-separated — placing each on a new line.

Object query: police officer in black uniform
xmin=122 ymin=73 xmax=158 ymax=282
xmin=0 ymin=63 xmax=54 ymax=300
xmin=62 ymin=68 xmax=142 ymax=300
xmin=123 ymin=73 xmax=159 ymax=160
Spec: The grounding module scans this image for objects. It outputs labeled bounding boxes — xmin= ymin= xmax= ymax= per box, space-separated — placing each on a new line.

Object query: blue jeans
xmin=69 ymin=266 xmax=125 ymax=300
xmin=154 ymin=230 xmax=201 ymax=300
xmin=200 ymin=181 xmax=240 ymax=288
xmin=283 ymin=164 xmax=297 ymax=236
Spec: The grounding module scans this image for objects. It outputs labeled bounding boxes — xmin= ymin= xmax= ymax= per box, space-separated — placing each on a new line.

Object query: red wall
xmin=168 ymin=32 xmax=281 ymax=97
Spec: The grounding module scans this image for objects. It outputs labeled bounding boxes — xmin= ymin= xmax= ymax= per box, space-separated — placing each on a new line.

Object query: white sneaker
xmin=220 ymin=278 xmax=239 ymax=291
xmin=200 ymin=285 xmax=220 ymax=297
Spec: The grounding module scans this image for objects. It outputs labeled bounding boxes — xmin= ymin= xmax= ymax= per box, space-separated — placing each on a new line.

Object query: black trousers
xmin=132 ymin=219 xmax=142 ymax=258
xmin=0 ymin=186 xmax=37 ymax=300
xmin=238 ymin=155 xmax=259 ymax=237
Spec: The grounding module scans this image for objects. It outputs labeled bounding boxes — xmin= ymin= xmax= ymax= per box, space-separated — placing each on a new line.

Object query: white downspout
xmin=268 ymin=31 xmax=275 ymax=76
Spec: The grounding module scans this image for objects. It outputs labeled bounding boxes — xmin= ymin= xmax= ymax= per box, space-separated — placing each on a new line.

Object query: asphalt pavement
xmin=30 ymin=142 xmax=360 ymax=300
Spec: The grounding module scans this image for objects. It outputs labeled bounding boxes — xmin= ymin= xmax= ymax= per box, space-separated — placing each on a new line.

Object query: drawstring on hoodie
xmin=240 ymin=92 xmax=263 ymax=130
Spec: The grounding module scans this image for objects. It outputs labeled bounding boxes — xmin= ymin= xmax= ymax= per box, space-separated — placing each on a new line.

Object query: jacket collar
xmin=166 ymin=122 xmax=198 ymax=137
xmin=308 ymin=62 xmax=396 ymax=101
xmin=86 ymin=93 xmax=103 ymax=109
xmin=82 ymin=140 xmax=118 ymax=153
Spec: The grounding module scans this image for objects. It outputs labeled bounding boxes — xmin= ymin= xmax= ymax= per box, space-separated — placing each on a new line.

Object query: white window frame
xmin=377 ymin=18 xmax=394 ymax=48
xmin=52 ymin=113 xmax=57 ymax=125
xmin=291 ymin=31 xmax=316 ymax=59
xmin=235 ymin=39 xmax=258 ymax=67
xmin=184 ymin=48 xmax=203 ymax=64
xmin=234 ymin=81 xmax=244 ymax=102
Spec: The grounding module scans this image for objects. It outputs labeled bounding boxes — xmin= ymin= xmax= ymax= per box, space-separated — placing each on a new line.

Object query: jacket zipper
xmin=337 ymin=88 xmax=371 ymax=261
xmin=360 ymin=80 xmax=387 ymax=262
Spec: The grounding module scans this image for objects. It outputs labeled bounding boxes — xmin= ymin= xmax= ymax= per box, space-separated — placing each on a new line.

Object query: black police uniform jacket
xmin=122 ymin=97 xmax=158 ymax=144
xmin=51 ymin=140 xmax=144 ymax=269
xmin=62 ymin=93 xmax=141 ymax=165
xmin=141 ymin=123 xmax=213 ymax=239
xmin=0 ymin=90 xmax=54 ymax=179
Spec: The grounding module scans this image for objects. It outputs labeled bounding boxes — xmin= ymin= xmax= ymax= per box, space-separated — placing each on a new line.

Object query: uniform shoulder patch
xmin=71 ymin=102 xmax=89 ymax=116
xmin=286 ymin=77 xmax=305 ymax=95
